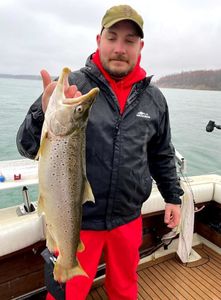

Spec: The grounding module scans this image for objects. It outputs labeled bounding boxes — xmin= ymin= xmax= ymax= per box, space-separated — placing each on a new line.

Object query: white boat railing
xmin=0 ymin=158 xmax=38 ymax=191
xmin=0 ymin=150 xmax=186 ymax=213
xmin=0 ymin=150 xmax=186 ymax=191
xmin=175 ymin=149 xmax=186 ymax=174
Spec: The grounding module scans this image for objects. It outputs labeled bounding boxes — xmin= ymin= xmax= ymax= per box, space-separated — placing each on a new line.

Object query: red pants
xmin=46 ymin=216 xmax=142 ymax=300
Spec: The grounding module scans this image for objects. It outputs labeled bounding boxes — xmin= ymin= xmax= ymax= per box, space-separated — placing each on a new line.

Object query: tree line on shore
xmin=155 ymin=69 xmax=221 ymax=91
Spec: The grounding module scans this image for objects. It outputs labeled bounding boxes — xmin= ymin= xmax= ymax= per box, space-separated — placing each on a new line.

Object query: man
xmin=17 ymin=4 xmax=183 ymax=300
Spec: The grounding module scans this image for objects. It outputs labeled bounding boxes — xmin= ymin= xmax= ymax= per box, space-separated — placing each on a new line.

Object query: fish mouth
xmin=57 ymin=68 xmax=99 ymax=107
xmin=63 ymin=87 xmax=99 ymax=106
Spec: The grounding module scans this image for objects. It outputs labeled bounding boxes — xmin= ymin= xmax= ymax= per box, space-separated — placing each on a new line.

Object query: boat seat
xmin=141 ymin=181 xmax=215 ymax=215
xmin=214 ymin=182 xmax=221 ymax=204
xmin=142 ymin=175 xmax=221 ymax=215
xmin=0 ymin=207 xmax=45 ymax=257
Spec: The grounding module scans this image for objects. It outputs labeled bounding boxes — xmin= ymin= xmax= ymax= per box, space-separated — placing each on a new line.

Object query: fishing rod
xmin=206 ymin=120 xmax=221 ymax=132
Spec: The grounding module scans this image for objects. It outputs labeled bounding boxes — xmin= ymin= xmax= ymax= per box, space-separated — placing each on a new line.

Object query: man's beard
xmin=105 ymin=67 xmax=129 ymax=79
xmin=102 ymin=55 xmax=134 ymax=79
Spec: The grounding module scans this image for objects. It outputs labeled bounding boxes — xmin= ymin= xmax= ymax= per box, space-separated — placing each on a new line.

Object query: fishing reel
xmin=206 ymin=120 xmax=221 ymax=132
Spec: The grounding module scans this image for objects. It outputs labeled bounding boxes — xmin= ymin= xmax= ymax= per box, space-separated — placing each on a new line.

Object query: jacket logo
xmin=136 ymin=111 xmax=151 ymax=119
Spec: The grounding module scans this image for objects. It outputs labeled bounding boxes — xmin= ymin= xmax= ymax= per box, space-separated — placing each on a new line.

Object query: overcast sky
xmin=0 ymin=0 xmax=220 ymax=79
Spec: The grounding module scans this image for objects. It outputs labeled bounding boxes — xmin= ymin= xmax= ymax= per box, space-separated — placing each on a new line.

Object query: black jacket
xmin=17 ymin=56 xmax=183 ymax=230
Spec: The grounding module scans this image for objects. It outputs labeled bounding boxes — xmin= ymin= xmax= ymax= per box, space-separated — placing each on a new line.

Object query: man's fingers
xmin=65 ymin=85 xmax=77 ymax=98
xmin=164 ymin=204 xmax=181 ymax=228
xmin=40 ymin=69 xmax=82 ymax=112
xmin=75 ymin=91 xmax=82 ymax=97
xmin=42 ymin=82 xmax=57 ymax=112
xmin=40 ymin=69 xmax=56 ymax=112
xmin=40 ymin=69 xmax=52 ymax=90
xmin=164 ymin=207 xmax=171 ymax=224
xmin=44 ymin=82 xmax=57 ymax=97
xmin=65 ymin=85 xmax=82 ymax=98
xmin=173 ymin=212 xmax=179 ymax=226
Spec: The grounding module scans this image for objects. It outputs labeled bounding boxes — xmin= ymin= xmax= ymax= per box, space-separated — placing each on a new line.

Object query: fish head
xmin=51 ymin=88 xmax=99 ymax=136
xmin=45 ymin=68 xmax=99 ymax=136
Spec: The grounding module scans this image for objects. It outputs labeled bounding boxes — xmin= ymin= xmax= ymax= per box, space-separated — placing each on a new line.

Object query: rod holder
xmin=16 ymin=186 xmax=37 ymax=216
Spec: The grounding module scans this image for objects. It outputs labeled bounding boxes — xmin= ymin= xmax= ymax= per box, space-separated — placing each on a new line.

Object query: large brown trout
xmin=37 ymin=67 xmax=99 ymax=283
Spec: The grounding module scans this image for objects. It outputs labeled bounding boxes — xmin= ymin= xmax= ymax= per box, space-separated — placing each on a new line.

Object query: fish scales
xmin=37 ymin=67 xmax=99 ymax=282
xmin=40 ymin=135 xmax=84 ymax=266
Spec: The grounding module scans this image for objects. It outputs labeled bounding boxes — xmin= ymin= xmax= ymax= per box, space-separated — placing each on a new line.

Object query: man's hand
xmin=164 ymin=203 xmax=181 ymax=228
xmin=40 ymin=69 xmax=82 ymax=113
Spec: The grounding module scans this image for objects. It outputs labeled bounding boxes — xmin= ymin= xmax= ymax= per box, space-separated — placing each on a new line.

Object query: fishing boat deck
xmin=87 ymin=244 xmax=221 ymax=300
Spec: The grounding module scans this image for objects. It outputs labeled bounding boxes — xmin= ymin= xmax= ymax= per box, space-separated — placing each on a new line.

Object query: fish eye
xmin=75 ymin=105 xmax=83 ymax=113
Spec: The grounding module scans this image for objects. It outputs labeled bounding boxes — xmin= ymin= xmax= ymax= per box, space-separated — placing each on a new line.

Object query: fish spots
xmin=38 ymin=79 xmax=98 ymax=281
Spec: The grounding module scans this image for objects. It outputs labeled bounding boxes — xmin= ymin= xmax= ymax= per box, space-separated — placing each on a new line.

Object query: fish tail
xmin=53 ymin=260 xmax=88 ymax=283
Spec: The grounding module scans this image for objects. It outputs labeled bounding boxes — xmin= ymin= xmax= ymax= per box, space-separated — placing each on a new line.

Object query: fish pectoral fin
xmin=82 ymin=179 xmax=95 ymax=204
xmin=77 ymin=240 xmax=85 ymax=253
xmin=37 ymin=194 xmax=45 ymax=215
xmin=53 ymin=260 xmax=88 ymax=283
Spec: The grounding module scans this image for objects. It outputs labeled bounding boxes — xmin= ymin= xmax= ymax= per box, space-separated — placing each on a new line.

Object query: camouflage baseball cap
xmin=101 ymin=5 xmax=144 ymax=38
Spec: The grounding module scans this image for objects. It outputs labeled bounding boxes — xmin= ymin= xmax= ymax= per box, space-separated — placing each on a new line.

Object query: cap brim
xmin=104 ymin=17 xmax=144 ymax=38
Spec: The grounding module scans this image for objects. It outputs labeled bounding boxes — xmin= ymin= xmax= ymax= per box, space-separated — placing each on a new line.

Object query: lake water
xmin=0 ymin=78 xmax=221 ymax=208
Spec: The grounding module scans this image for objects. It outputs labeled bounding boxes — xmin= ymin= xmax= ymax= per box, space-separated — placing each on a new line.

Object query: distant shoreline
xmin=0 ymin=74 xmax=58 ymax=81
xmin=1 ymin=69 xmax=221 ymax=91
xmin=0 ymin=74 xmax=42 ymax=80
xmin=155 ymin=86 xmax=221 ymax=92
